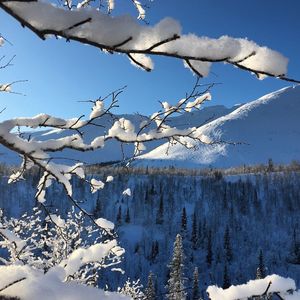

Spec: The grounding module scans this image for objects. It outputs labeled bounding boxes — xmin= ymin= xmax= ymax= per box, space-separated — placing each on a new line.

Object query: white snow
xmin=2 ymin=1 xmax=289 ymax=77
xmin=90 ymin=178 xmax=105 ymax=193
xmin=207 ymin=274 xmax=296 ymax=300
xmin=106 ymin=175 xmax=114 ymax=182
xmin=0 ymin=228 xmax=26 ymax=252
xmin=0 ymin=265 xmax=128 ymax=300
xmin=48 ymin=214 xmax=66 ymax=227
xmin=95 ymin=217 xmax=115 ymax=230
xmin=137 ymin=86 xmax=300 ymax=168
xmin=122 ymin=188 xmax=132 ymax=197
xmin=90 ymin=100 xmax=104 ymax=120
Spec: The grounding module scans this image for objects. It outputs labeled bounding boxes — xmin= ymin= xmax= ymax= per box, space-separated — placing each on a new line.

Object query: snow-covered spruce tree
xmin=181 ymin=207 xmax=187 ymax=232
xmin=166 ymin=234 xmax=186 ymax=300
xmin=256 ymin=249 xmax=266 ymax=280
xmin=192 ymin=267 xmax=201 ymax=300
xmin=145 ymin=272 xmax=156 ymax=300
xmin=191 ymin=211 xmax=198 ymax=250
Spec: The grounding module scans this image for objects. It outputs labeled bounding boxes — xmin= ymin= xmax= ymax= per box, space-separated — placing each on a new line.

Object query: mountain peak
xmin=136 ymin=85 xmax=300 ymax=168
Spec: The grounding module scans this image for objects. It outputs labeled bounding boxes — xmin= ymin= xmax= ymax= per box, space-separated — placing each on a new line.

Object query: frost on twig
xmin=0 ymin=207 xmax=124 ymax=292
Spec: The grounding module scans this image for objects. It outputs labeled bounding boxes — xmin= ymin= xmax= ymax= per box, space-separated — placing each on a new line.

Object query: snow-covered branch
xmin=0 ymin=207 xmax=124 ymax=288
xmin=1 ymin=0 xmax=298 ymax=82
xmin=0 ymin=81 xmax=221 ymax=227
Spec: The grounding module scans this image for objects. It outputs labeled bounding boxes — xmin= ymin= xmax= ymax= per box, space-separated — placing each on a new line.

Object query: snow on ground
xmin=0 ymin=265 xmax=128 ymax=300
xmin=137 ymin=85 xmax=300 ymax=168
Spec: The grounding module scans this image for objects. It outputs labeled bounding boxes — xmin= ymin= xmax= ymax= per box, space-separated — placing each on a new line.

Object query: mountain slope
xmin=136 ymin=86 xmax=300 ymax=168
xmin=0 ymin=105 xmax=232 ymax=165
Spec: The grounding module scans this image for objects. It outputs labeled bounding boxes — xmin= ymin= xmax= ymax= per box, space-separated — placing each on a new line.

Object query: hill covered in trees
xmin=0 ymin=165 xmax=299 ymax=298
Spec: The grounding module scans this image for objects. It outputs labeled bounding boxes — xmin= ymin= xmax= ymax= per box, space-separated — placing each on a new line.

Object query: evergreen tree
xmin=222 ymin=264 xmax=231 ymax=289
xmin=166 ymin=234 xmax=186 ymax=300
xmin=150 ymin=241 xmax=159 ymax=262
xmin=192 ymin=267 xmax=200 ymax=300
xmin=145 ymin=272 xmax=156 ymax=300
xmin=224 ymin=226 xmax=233 ymax=263
xmin=267 ymin=158 xmax=274 ymax=172
xmin=206 ymin=230 xmax=212 ymax=267
xmin=191 ymin=211 xmax=198 ymax=250
xmin=222 ymin=187 xmax=228 ymax=210
xmin=256 ymin=249 xmax=266 ymax=279
xmin=156 ymin=195 xmax=164 ymax=225
xmin=94 ymin=194 xmax=102 ymax=217
xmin=290 ymin=228 xmax=300 ymax=264
xmin=116 ymin=205 xmax=122 ymax=225
xmin=125 ymin=207 xmax=131 ymax=223
xmin=181 ymin=207 xmax=187 ymax=231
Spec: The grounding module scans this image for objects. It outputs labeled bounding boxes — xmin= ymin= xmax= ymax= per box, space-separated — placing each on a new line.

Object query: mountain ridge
xmin=136 ymin=86 xmax=300 ymax=168
xmin=0 ymin=86 xmax=299 ymax=168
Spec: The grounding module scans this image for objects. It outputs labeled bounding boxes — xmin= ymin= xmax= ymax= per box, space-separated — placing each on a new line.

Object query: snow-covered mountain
xmin=136 ymin=86 xmax=300 ymax=168
xmin=0 ymin=104 xmax=233 ymax=165
xmin=1 ymin=86 xmax=299 ymax=168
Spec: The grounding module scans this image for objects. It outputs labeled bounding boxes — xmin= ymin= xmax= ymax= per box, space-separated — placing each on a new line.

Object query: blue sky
xmin=0 ymin=0 xmax=299 ymax=120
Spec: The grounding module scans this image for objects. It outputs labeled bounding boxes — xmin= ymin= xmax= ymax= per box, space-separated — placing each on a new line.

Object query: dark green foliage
xmin=150 ymin=241 xmax=159 ymax=262
xmin=191 ymin=211 xmax=198 ymax=250
xmin=256 ymin=249 xmax=266 ymax=279
xmin=94 ymin=194 xmax=102 ymax=217
xmin=116 ymin=205 xmax=122 ymax=224
xmin=224 ymin=226 xmax=233 ymax=263
xmin=156 ymin=195 xmax=164 ymax=225
xmin=125 ymin=207 xmax=130 ymax=223
xmin=206 ymin=229 xmax=212 ymax=267
xmin=166 ymin=234 xmax=186 ymax=300
xmin=222 ymin=264 xmax=231 ymax=289
xmin=192 ymin=267 xmax=200 ymax=300
xmin=289 ymin=227 xmax=300 ymax=264
xmin=181 ymin=207 xmax=187 ymax=231
xmin=145 ymin=272 xmax=156 ymax=300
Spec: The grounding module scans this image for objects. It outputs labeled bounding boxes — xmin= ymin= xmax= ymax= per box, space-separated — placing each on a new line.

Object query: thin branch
xmin=127 ymin=53 xmax=151 ymax=71
xmin=0 ymin=277 xmax=26 ymax=293
xmin=0 ymin=54 xmax=16 ymax=69
xmin=64 ymin=17 xmax=92 ymax=31
xmin=144 ymin=33 xmax=180 ymax=51
xmin=184 ymin=59 xmax=204 ymax=78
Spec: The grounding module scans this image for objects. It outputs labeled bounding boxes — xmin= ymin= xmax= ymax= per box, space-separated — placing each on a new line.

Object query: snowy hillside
xmin=1 ymin=86 xmax=299 ymax=168
xmin=0 ymin=105 xmax=233 ymax=165
xmin=137 ymin=86 xmax=300 ymax=168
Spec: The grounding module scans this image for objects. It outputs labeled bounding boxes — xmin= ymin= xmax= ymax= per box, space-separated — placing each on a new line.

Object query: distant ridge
xmin=1 ymin=86 xmax=299 ymax=168
xmin=136 ymin=86 xmax=300 ymax=168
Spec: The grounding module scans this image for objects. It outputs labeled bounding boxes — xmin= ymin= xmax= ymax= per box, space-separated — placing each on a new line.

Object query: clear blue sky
xmin=0 ymin=0 xmax=299 ymax=120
